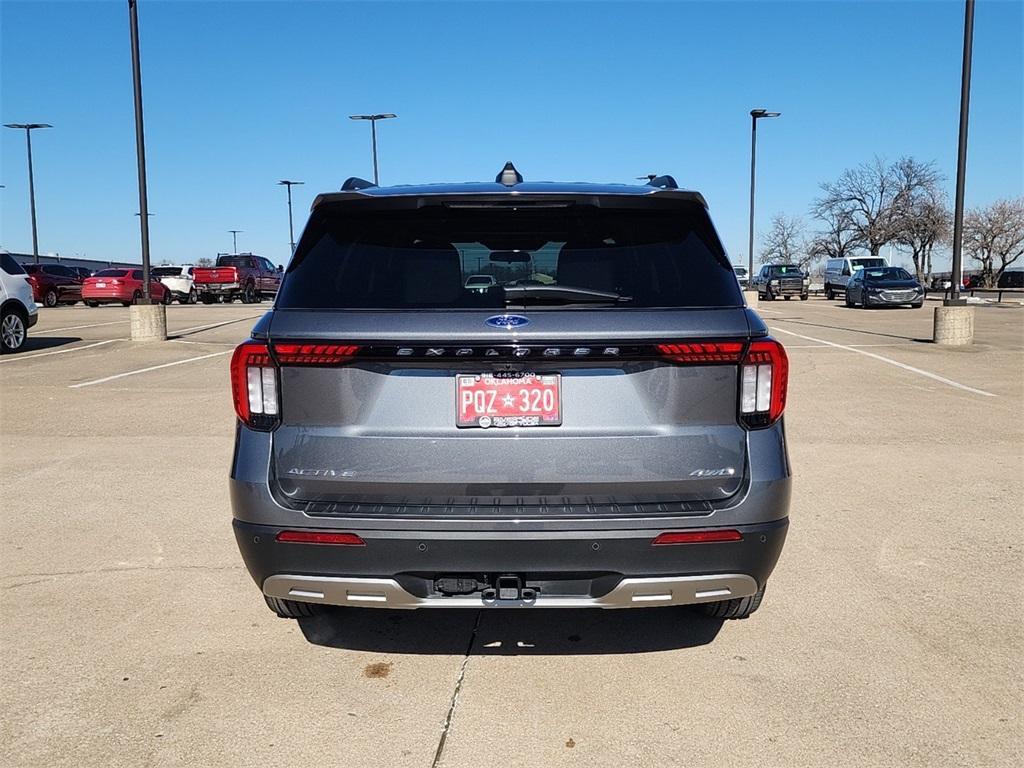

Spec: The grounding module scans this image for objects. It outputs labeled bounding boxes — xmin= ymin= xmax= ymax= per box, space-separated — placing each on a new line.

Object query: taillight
xmin=230 ymin=340 xmax=361 ymax=430
xmin=740 ymin=339 xmax=788 ymax=428
xmin=657 ymin=341 xmax=744 ymax=363
xmin=230 ymin=341 xmax=277 ymax=430
xmin=111 ymin=279 xmax=123 ymax=285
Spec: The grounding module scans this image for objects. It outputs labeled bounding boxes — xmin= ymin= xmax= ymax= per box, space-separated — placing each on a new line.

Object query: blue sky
xmin=2 ymin=0 xmax=1022 ymax=269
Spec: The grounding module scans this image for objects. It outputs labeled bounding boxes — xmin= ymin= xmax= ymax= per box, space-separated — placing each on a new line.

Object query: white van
xmin=823 ymin=256 xmax=888 ymax=299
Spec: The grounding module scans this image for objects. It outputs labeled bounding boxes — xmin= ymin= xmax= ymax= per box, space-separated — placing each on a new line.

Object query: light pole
xmin=229 ymin=230 xmax=243 ymax=254
xmin=747 ymin=109 xmax=781 ymax=286
xmin=948 ymin=0 xmax=974 ymax=305
xmin=278 ymin=180 xmax=304 ymax=254
xmin=126 ymin=0 xmax=156 ymax=302
xmin=348 ymin=113 xmax=397 ymax=185
xmin=4 ymin=123 xmax=52 ymax=264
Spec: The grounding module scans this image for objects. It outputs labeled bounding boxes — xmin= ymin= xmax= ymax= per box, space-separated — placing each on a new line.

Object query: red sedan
xmin=82 ymin=269 xmax=171 ymax=307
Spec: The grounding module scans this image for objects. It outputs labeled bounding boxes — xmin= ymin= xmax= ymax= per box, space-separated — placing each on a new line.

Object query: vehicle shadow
xmin=779 ymin=315 xmax=931 ymax=343
xmin=17 ymin=336 xmax=83 ymax=353
xmin=299 ymin=606 xmax=724 ymax=655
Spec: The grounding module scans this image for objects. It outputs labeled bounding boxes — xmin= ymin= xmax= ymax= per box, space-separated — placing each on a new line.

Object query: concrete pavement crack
xmin=430 ymin=609 xmax=482 ymax=768
xmin=1 ymin=564 xmax=243 ymax=587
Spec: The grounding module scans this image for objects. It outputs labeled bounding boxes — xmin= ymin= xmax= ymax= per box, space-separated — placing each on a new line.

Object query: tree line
xmin=759 ymin=156 xmax=1024 ymax=288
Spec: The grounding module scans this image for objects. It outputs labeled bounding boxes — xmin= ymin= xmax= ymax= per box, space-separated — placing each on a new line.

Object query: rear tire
xmin=825 ymin=285 xmax=835 ymax=300
xmin=85 ymin=301 xmax=99 ymax=308
xmin=131 ymin=290 xmax=143 ymax=305
xmin=698 ymin=582 xmax=766 ymax=620
xmin=241 ymin=282 xmax=257 ymax=304
xmin=161 ymin=289 xmax=173 ymax=305
xmin=800 ymin=293 xmax=808 ymax=301
xmin=264 ymin=595 xmax=324 ymax=619
xmin=911 ymin=301 xmax=923 ymax=309
xmin=44 ymin=289 xmax=59 ymax=308
xmin=1 ymin=306 xmax=28 ymax=353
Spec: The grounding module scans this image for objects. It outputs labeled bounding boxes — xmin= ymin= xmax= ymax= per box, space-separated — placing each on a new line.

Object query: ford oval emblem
xmin=485 ymin=314 xmax=530 ymax=329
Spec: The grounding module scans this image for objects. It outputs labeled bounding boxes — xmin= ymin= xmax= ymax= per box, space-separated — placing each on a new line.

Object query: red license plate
xmin=457 ymin=372 xmax=561 ymax=428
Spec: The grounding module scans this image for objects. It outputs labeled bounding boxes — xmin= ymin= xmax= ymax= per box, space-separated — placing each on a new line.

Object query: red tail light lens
xmin=273 ymin=343 xmax=360 ymax=365
xmin=230 ymin=340 xmax=362 ymax=430
xmin=657 ymin=341 xmax=744 ymax=363
xmin=739 ymin=339 xmax=788 ymax=428
xmin=276 ymin=530 xmax=365 ymax=546
xmin=652 ymin=529 xmax=743 ymax=545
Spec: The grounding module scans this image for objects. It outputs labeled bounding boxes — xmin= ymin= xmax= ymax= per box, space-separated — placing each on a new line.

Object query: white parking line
xmin=34 ymin=320 xmax=128 ymax=335
xmin=772 ymin=326 xmax=997 ymax=397
xmin=69 ymin=350 xmax=231 ymax=388
xmin=0 ymin=339 xmax=117 ymax=364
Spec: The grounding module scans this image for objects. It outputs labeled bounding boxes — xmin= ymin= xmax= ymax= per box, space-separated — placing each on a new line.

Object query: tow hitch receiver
xmin=480 ymin=575 xmax=537 ymax=602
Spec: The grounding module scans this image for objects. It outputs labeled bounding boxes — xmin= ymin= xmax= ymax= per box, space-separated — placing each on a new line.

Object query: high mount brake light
xmin=739 ymin=339 xmax=788 ymax=428
xmin=230 ymin=341 xmax=362 ymax=429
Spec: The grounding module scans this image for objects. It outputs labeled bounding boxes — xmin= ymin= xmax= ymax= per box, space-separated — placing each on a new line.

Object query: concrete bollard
xmin=130 ymin=302 xmax=168 ymax=341
xmin=933 ymin=304 xmax=974 ymax=345
xmin=743 ymin=289 xmax=759 ymax=310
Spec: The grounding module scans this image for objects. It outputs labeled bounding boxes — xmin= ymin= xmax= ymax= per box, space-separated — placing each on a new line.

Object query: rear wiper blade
xmin=502 ymin=285 xmax=633 ymax=304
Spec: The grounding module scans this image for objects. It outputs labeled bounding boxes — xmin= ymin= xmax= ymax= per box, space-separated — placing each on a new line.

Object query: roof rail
xmin=645 ymin=175 xmax=679 ymax=190
xmin=341 ymin=177 xmax=376 ymax=191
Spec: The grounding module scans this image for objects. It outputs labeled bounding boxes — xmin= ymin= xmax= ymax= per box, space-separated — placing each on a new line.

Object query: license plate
xmin=457 ymin=372 xmax=561 ymax=428
xmin=96 ymin=282 xmax=107 ymax=288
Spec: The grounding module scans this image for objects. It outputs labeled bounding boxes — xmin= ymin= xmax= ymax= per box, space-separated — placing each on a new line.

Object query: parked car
xmin=733 ymin=265 xmax=749 ymax=289
xmin=1 ymin=251 xmax=38 ymax=353
xmin=823 ymin=256 xmax=888 ymax=299
xmin=845 ymin=266 xmax=924 ymax=308
xmin=230 ymin=166 xmax=791 ymax=622
xmin=751 ymin=263 xmax=808 ymax=300
xmin=82 ymin=268 xmax=171 ymax=306
xmin=464 ymin=274 xmax=496 ymax=291
xmin=193 ymin=254 xmax=280 ymax=304
xmin=152 ymin=265 xmax=198 ymax=304
xmin=22 ymin=263 xmax=83 ymax=307
xmin=70 ymin=266 xmax=95 ymax=280
xmin=998 ymin=271 xmax=1024 ymax=289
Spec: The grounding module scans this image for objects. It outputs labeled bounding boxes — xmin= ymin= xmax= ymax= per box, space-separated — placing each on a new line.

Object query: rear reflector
xmin=276 ymin=530 xmax=366 ymax=546
xmin=652 ymin=530 xmax=743 ymax=545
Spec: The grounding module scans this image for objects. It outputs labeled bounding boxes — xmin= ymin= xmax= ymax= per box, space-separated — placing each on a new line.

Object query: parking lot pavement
xmin=1 ymin=299 xmax=1021 ymax=767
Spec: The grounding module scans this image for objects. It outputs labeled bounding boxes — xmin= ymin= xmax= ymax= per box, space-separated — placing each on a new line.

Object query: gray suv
xmin=230 ymin=166 xmax=791 ymax=621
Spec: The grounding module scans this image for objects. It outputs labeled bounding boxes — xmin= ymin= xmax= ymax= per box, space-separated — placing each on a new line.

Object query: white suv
xmin=152 ymin=265 xmax=197 ymax=304
xmin=1 ymin=251 xmax=39 ymax=353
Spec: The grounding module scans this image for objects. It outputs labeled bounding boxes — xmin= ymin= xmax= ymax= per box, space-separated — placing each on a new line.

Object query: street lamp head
xmin=4 ymin=123 xmax=53 ymax=130
xmin=750 ymin=109 xmax=781 ymax=119
xmin=278 ymin=179 xmax=304 ymax=186
xmin=348 ymin=113 xmax=397 ymax=121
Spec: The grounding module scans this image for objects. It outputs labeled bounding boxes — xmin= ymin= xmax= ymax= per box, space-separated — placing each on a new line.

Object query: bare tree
xmin=963 ymin=198 xmax=1024 ymax=287
xmin=813 ymin=156 xmax=942 ymax=258
xmin=759 ymin=214 xmax=804 ymax=264
xmin=892 ymin=160 xmax=949 ymax=284
xmin=195 ymin=256 xmax=213 ymax=267
xmin=807 ymin=205 xmax=863 ymax=263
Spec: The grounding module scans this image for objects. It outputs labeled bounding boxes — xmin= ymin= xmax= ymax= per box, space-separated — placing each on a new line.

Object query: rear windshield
xmin=151 ymin=267 xmax=182 ymax=277
xmin=278 ymin=204 xmax=741 ymax=309
xmin=768 ymin=265 xmax=803 ymax=275
xmin=95 ymin=269 xmax=129 ymax=277
xmin=216 ymin=256 xmax=253 ymax=267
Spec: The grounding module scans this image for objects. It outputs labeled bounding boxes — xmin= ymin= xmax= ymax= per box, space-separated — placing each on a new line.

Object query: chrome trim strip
xmin=262 ymin=574 xmax=758 ymax=610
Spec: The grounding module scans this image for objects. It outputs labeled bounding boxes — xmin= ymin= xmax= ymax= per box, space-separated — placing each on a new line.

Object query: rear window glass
xmin=850 ymin=257 xmax=886 ymax=269
xmin=151 ymin=267 xmax=182 ymax=277
xmin=1 ymin=254 xmax=26 ymax=275
xmin=767 ymin=265 xmax=803 ymax=275
xmin=278 ymin=204 xmax=742 ymax=309
xmin=216 ymin=256 xmax=253 ymax=267
xmin=95 ymin=269 xmax=129 ymax=277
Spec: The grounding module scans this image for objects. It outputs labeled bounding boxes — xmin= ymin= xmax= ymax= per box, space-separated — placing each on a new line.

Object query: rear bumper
xmin=233 ymin=517 xmax=788 ymax=608
xmin=196 ymin=283 xmax=240 ymax=294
